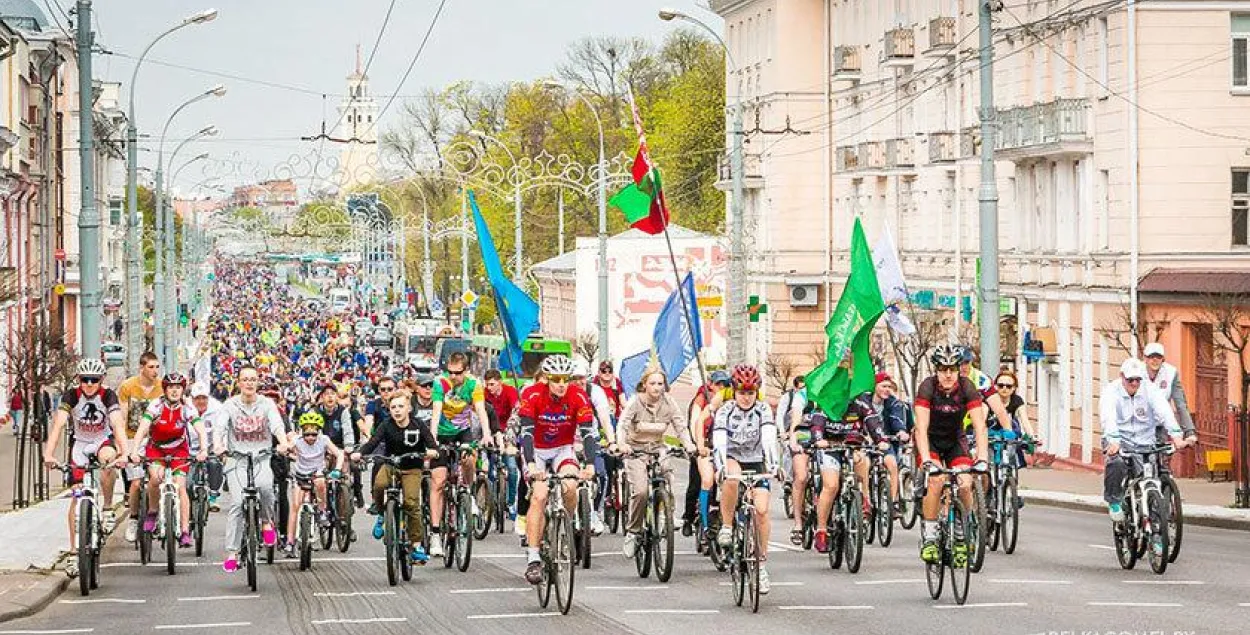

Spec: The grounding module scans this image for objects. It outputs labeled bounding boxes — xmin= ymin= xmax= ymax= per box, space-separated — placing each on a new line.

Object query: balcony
xmin=835 ymin=146 xmax=859 ymax=172
xmin=857 ymin=141 xmax=887 ymax=169
xmin=995 ymin=98 xmax=1092 ymax=160
xmin=960 ymin=126 xmax=982 ymax=158
xmin=928 ymin=131 xmax=958 ymax=164
xmin=0 ymin=267 xmax=17 ymax=305
xmin=833 ymin=46 xmax=862 ymax=82
xmin=885 ymin=138 xmax=915 ymax=168
xmin=714 ymin=152 xmax=764 ymax=191
xmin=925 ymin=17 xmax=958 ymax=57
xmin=883 ymin=28 xmax=915 ymax=67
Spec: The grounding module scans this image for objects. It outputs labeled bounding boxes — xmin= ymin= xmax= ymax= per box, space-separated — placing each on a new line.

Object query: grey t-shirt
xmin=217 ymin=394 xmax=285 ymax=456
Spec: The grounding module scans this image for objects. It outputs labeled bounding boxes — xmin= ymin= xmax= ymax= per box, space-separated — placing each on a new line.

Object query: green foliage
xmin=291 ymin=200 xmax=350 ymax=239
xmin=232 ymin=206 xmax=266 ymax=225
xmin=136 ymin=185 xmax=185 ymax=285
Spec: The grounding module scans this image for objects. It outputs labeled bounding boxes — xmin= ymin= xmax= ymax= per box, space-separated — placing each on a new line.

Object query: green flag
xmin=806 ymin=218 xmax=886 ymax=419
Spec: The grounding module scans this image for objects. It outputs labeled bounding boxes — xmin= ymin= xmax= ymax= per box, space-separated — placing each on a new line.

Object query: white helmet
xmin=540 ymin=355 xmax=576 ymax=377
xmin=76 ymin=358 xmax=107 ymax=378
xmin=570 ymin=358 xmax=589 ymax=378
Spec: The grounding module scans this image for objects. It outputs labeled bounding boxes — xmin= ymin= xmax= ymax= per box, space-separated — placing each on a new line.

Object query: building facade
xmin=335 ymin=47 xmax=379 ymax=192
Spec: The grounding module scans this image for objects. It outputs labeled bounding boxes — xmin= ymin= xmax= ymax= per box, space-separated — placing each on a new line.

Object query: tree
xmin=575 ymin=331 xmax=600 ymax=366
xmin=291 ymin=200 xmax=350 ymax=239
xmin=1098 ymin=301 xmax=1170 ymax=357
xmin=1199 ymin=291 xmax=1250 ymax=412
xmin=891 ymin=308 xmax=951 ymax=398
xmin=765 ymin=354 xmax=799 ymax=393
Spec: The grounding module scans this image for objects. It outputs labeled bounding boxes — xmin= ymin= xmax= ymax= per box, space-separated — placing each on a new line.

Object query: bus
xmin=393 ymin=319 xmax=446 ymax=370
xmin=329 ymin=288 xmax=352 ymax=313
xmin=469 ymin=334 xmax=574 ymax=381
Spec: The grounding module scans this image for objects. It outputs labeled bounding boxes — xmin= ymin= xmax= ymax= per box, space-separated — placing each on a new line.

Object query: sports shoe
xmin=178 ymin=531 xmax=193 ymax=548
xmin=681 ymin=519 xmax=694 ymax=538
xmin=429 ymin=534 xmax=444 ymax=557
xmin=622 ymin=533 xmax=638 ymax=559
xmin=284 ymin=542 xmax=297 ymax=559
xmin=101 ymin=510 xmax=116 ymax=534
xmin=261 ymin=523 xmax=278 ymax=548
xmin=208 ymin=495 xmax=220 ymax=512
xmin=952 ymin=541 xmax=969 ymax=568
xmin=366 ymin=503 xmax=379 ymax=516
xmin=1108 ymin=503 xmax=1125 ymax=523
xmin=372 ymin=516 xmax=385 ymax=540
xmin=590 ymin=513 xmax=606 ymax=537
xmin=524 ymin=560 xmax=543 ymax=585
xmin=222 ymin=557 xmax=239 ymax=573
xmin=920 ymin=538 xmax=940 ymax=564
xmin=319 ymin=512 xmax=332 ymax=528
xmin=758 ymin=566 xmax=771 ymax=595
xmin=717 ymin=526 xmax=732 ymax=548
xmin=515 ymin=516 xmax=527 ymax=537
xmin=124 ymin=518 xmax=138 ymax=543
xmin=410 ymin=545 xmax=429 ymax=565
xmin=65 ymin=559 xmax=78 ymax=578
xmin=814 ymin=529 xmax=829 ymax=553
xmin=142 ymin=513 xmax=157 ymax=534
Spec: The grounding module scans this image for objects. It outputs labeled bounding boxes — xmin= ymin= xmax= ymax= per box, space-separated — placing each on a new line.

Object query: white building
xmin=335 ymin=46 xmax=379 ymax=192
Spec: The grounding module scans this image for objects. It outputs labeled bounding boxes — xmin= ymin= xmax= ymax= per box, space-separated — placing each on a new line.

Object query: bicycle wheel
xmin=193 ymin=492 xmax=207 ymax=558
xmin=456 ymin=490 xmax=474 ymax=572
xmin=986 ymin=478 xmax=1001 ymax=552
xmin=495 ymin=470 xmax=508 ymax=534
xmin=77 ymin=502 xmax=93 ymax=597
xmin=552 ymin=511 xmax=576 ymax=615
xmin=801 ymin=484 xmax=815 ymax=551
xmin=899 ymin=470 xmax=919 ymax=530
xmin=536 ymin=543 xmax=553 ymax=609
xmin=744 ymin=511 xmax=761 ymax=613
xmin=654 ymin=489 xmax=675 ymax=583
xmin=844 ymin=488 xmax=865 ymax=574
xmin=634 ymin=503 xmax=653 ymax=579
xmin=336 ymin=482 xmax=353 ymax=553
xmin=828 ymin=514 xmax=844 ymax=570
xmin=1113 ymin=497 xmax=1139 ymax=571
xmin=968 ymin=480 xmax=987 ymax=574
xmin=875 ymin=470 xmax=894 ymax=548
xmin=1001 ymin=475 xmax=1020 ymax=555
xmin=385 ymin=500 xmax=400 ymax=587
xmin=138 ymin=493 xmax=151 ymax=566
xmin=949 ymin=497 xmax=972 ymax=606
xmin=864 ymin=474 xmax=877 ymax=546
xmin=577 ymin=486 xmax=592 ymax=570
xmin=925 ymin=531 xmax=945 ymax=600
xmin=1146 ymin=488 xmax=1170 ymax=575
xmin=319 ymin=491 xmax=335 ymax=551
xmin=473 ymin=478 xmax=492 ymax=541
xmin=164 ymin=493 xmax=177 ymax=576
xmin=707 ymin=516 xmax=728 ymax=572
xmin=442 ymin=489 xmax=457 ymax=569
xmin=782 ymin=481 xmax=794 ymax=519
xmin=244 ymin=504 xmax=258 ymax=593
xmin=729 ymin=516 xmax=745 ymax=606
xmin=1163 ymin=476 xmax=1183 ymax=564
xmin=299 ymin=508 xmax=313 ymax=571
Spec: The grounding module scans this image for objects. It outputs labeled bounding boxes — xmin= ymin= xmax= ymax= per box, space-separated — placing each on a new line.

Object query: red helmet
xmin=730 ymin=364 xmax=761 ymax=392
xmin=162 ymin=372 xmax=188 ymax=388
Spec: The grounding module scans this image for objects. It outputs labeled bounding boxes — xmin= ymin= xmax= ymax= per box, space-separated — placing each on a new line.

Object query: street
xmin=4 ymin=471 xmax=1247 ymax=635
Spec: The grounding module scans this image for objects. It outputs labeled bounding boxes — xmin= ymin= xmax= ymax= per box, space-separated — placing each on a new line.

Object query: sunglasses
xmin=936 ymin=365 xmax=959 ymax=373
xmin=79 ymin=377 xmax=101 ymax=384
xmin=548 ymin=375 xmax=570 ymax=384
xmin=379 ymin=387 xmax=395 ymax=393
xmin=447 ymin=369 xmax=466 ymax=376
xmin=996 ymin=382 xmax=1015 ymax=389
xmin=417 ymin=382 xmax=434 ymax=389
xmin=1125 ymin=377 xmax=1143 ymax=384
xmin=302 ymin=431 xmax=320 ymax=438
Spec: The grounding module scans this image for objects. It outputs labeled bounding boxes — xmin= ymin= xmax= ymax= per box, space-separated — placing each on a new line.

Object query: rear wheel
xmin=707 ymin=516 xmax=727 ymax=572
xmin=634 ymin=504 xmax=653 ymax=579
xmin=1163 ymin=477 xmax=1183 ymax=564
xmin=801 ymin=484 xmax=815 ymax=551
xmin=495 ymin=470 xmax=508 ymax=534
xmin=244 ymin=505 xmax=258 ymax=592
xmin=77 ymin=503 xmax=93 ymax=597
xmin=552 ymin=512 xmax=575 ymax=615
xmin=899 ymin=470 xmax=919 ymax=530
xmin=385 ymin=501 xmax=400 ymax=586
xmin=456 ymin=490 xmax=474 ymax=572
xmin=653 ymin=490 xmax=675 ymax=583
xmin=442 ymin=490 xmax=457 ymax=569
xmin=193 ymin=491 xmax=207 ymax=557
xmin=968 ymin=480 xmax=987 ymax=574
xmin=744 ymin=512 xmax=761 ymax=613
xmin=729 ymin=516 xmax=745 ymax=606
xmin=336 ymin=482 xmax=353 ymax=553
xmin=473 ymin=479 xmax=492 ymax=541
xmin=864 ymin=474 xmax=877 ymax=546
xmin=985 ymin=477 xmax=1001 ymax=553
xmin=298 ymin=508 xmax=313 ymax=571
xmin=138 ymin=494 xmax=151 ymax=566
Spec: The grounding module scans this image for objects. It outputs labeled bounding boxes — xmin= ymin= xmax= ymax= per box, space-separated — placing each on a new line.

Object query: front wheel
xmin=1001 ymin=475 xmax=1020 ymax=555
xmin=552 ymin=512 xmax=576 ymax=615
xmin=744 ymin=511 xmax=761 ymax=613
xmin=1146 ymin=489 xmax=1170 ymax=575
xmin=335 ymin=482 xmax=354 ymax=553
xmin=77 ymin=502 xmax=94 ymax=597
xmin=244 ymin=504 xmax=258 ymax=592
xmin=163 ymin=493 xmax=178 ymax=576
xmin=949 ymin=498 xmax=972 ymax=606
xmin=844 ymin=489 xmax=865 ymax=574
xmin=577 ymin=486 xmax=592 ymax=570
xmin=1163 ymin=477 xmax=1183 ymax=564
xmin=298 ymin=508 xmax=313 ymax=571
xmin=874 ymin=470 xmax=894 ymax=548
xmin=967 ymin=480 xmax=987 ymax=574
xmin=455 ymin=490 xmax=474 ymax=572
xmin=384 ymin=501 xmax=400 ymax=587
xmin=653 ymin=490 xmax=675 ymax=583
xmin=193 ymin=492 xmax=208 ymax=558
xmin=473 ymin=479 xmax=492 ymax=541
xmin=899 ymin=470 xmax=919 ymax=530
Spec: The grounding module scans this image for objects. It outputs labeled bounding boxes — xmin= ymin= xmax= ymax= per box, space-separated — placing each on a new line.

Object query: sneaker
xmin=208 ymin=495 xmax=220 ymax=512
xmin=1108 ymin=503 xmax=1125 ymax=523
xmin=429 ymin=534 xmax=444 ymax=557
xmin=284 ymin=542 xmax=297 ymax=559
xmin=471 ymin=498 xmax=481 ymax=519
xmin=758 ymin=566 xmax=771 ymax=595
xmin=261 ymin=524 xmax=278 ymax=548
xmin=124 ymin=518 xmax=138 ymax=543
xmin=65 ymin=559 xmax=78 ymax=578
xmin=515 ymin=516 xmax=527 ymax=537
xmin=681 ymin=519 xmax=694 ymax=538
xmin=952 ymin=541 xmax=969 ymax=568
xmin=366 ymin=503 xmax=379 ymax=516
xmin=410 ymin=545 xmax=429 ymax=565
xmin=222 ymin=557 xmax=239 ymax=573
xmin=508 ymin=506 xmax=517 ymax=521
xmin=372 ymin=516 xmax=385 ymax=540
xmin=717 ymin=526 xmax=732 ymax=548
xmin=319 ymin=512 xmax=332 ymax=528
xmin=590 ymin=513 xmax=606 ymax=537
xmin=789 ymin=527 xmax=804 ymax=546
xmin=814 ymin=529 xmax=829 ymax=554
xmin=101 ymin=510 xmax=116 ymax=534
xmin=142 ymin=513 xmax=157 ymax=534
xmin=920 ymin=538 xmax=940 ymax=564
xmin=622 ymin=533 xmax=638 ymax=559
xmin=524 ymin=560 xmax=543 ymax=585
xmin=178 ymin=531 xmax=193 ymax=548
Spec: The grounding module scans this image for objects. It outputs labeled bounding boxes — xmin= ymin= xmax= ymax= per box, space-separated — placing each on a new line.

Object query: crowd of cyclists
xmin=39 ymin=258 xmax=1200 ymax=608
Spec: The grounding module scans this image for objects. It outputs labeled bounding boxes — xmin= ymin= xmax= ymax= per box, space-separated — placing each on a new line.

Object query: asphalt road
xmin=4 ymin=465 xmax=1247 ymax=635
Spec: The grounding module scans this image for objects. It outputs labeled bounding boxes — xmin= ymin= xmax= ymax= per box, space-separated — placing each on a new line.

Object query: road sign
xmin=460 ymin=289 xmax=478 ymax=307
xmin=53 ymin=283 xmax=65 ymax=296
xmin=54 ymin=248 xmax=65 ymax=261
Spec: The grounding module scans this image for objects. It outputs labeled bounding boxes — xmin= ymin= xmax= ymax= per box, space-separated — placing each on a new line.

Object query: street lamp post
xmin=124 ymin=7 xmax=217 ymax=371
xmin=159 ymin=124 xmax=218 ymax=368
xmin=468 ymin=130 xmax=522 ymax=284
xmin=659 ymin=8 xmax=746 ymax=364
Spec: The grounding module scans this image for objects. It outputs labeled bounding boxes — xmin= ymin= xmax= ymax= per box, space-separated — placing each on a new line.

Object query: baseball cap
xmin=1144 ymin=343 xmax=1165 ymax=358
xmin=875 ymin=372 xmax=894 ymax=385
xmin=190 ymin=383 xmax=210 ymax=398
xmin=1120 ymin=358 xmax=1147 ymax=380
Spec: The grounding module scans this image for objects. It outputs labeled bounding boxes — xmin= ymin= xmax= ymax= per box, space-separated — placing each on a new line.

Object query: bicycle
xmin=438 ymin=442 xmax=477 ymax=572
xmin=292 ymin=474 xmax=323 ymax=571
xmin=54 ymin=456 xmax=107 ymax=595
xmin=137 ymin=456 xmax=185 ymax=576
xmin=796 ymin=446 xmax=823 ymax=551
xmin=923 ymin=463 xmax=979 ymax=606
xmin=723 ymin=472 xmax=769 ymax=613
xmin=695 ymin=467 xmax=727 ymax=572
xmin=624 ymin=448 xmax=682 ymax=582
xmin=864 ymin=447 xmax=894 ymax=548
xmin=473 ymin=448 xmax=498 ymax=541
xmin=226 ymin=450 xmax=274 ymax=592
xmin=1112 ymin=444 xmax=1174 ymax=575
xmin=368 ymin=453 xmax=430 ymax=586
xmin=896 ymin=443 xmax=920 ymax=530
xmin=321 ymin=465 xmax=354 ymax=554
xmin=532 ymin=472 xmax=579 ymax=615
xmin=574 ymin=468 xmax=596 ymax=570
xmin=824 ymin=444 xmax=865 ymax=574
xmin=984 ymin=436 xmax=1032 ymax=555
xmin=1158 ymin=448 xmax=1184 ymax=564
xmin=494 ymin=447 xmax=512 ymax=534
xmin=603 ymin=457 xmax=625 ymax=535
xmin=189 ymin=457 xmax=215 ymax=558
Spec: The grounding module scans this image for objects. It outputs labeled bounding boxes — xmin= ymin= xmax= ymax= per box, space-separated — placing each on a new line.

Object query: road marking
xmin=1086 ymin=602 xmax=1183 ymax=608
xmin=1087 ymin=544 xmax=1116 ymax=551
xmin=312 ymin=591 xmax=397 ymax=597
xmin=1238 ymin=603 xmax=1250 ymax=607
xmin=934 ymin=602 xmax=1029 ymax=610
xmin=586 ymin=585 xmax=669 ymax=591
xmin=623 ymin=609 xmax=720 ymax=615
xmin=448 ymin=588 xmax=529 ymax=594
xmin=475 ymin=553 xmax=526 ymax=559
xmin=59 ymin=599 xmax=146 ymax=604
xmin=767 ymin=542 xmax=797 ymax=552
xmin=988 ymin=579 xmax=1072 ymax=585
xmin=719 ymin=581 xmax=804 ymax=587
xmin=153 ymin=623 xmax=251 ymax=630
xmin=466 ymin=613 xmax=559 ymax=620
xmin=98 ymin=563 xmax=141 ymax=568
xmin=1122 ymin=580 xmax=1204 ymax=585
xmin=853 ymin=579 xmax=923 ymax=586
xmin=778 ymin=605 xmax=874 ymax=611
xmin=176 ymin=595 xmax=260 ymax=602
xmin=310 ymin=618 xmax=407 ymax=625
xmin=0 ymin=630 xmax=96 ymax=634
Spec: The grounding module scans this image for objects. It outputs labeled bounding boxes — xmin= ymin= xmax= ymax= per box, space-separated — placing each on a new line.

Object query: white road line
xmin=309 ymin=618 xmax=407 ymax=625
xmin=623 ymin=610 xmax=720 ymax=615
xmin=853 ymin=579 xmax=923 ymax=586
xmin=1238 ymin=603 xmax=1250 ymax=607
xmin=448 ymin=588 xmax=529 ymax=595
xmin=0 ymin=630 xmax=96 ymax=634
xmin=59 ymin=599 xmax=146 ymax=605
xmin=586 ymin=585 xmax=669 ymax=591
xmin=1087 ymin=544 xmax=1116 ymax=551
xmin=719 ymin=581 xmax=804 ymax=587
xmin=988 ymin=579 xmax=1073 ymax=585
xmin=305 ymin=557 xmax=384 ymax=563
xmin=153 ymin=623 xmax=251 ymax=630
xmin=312 ymin=591 xmax=397 ymax=597
xmin=475 ymin=553 xmax=526 ymax=559
xmin=767 ymin=542 xmax=797 ymax=552
xmin=1122 ymin=580 xmax=1205 ymax=585
xmin=934 ymin=602 xmax=1029 ymax=610
xmin=176 ymin=595 xmax=260 ymax=602
xmin=778 ymin=605 xmax=874 ymax=611
xmin=466 ymin=613 xmax=559 ymax=620
xmin=98 ymin=563 xmax=141 ymax=568
xmin=1086 ymin=602 xmax=1183 ymax=608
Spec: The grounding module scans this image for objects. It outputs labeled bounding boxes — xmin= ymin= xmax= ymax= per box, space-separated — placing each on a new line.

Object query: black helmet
xmin=930 ymin=344 xmax=962 ymax=369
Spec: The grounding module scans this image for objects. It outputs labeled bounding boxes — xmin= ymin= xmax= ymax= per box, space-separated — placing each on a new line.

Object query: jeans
xmin=224 ymin=459 xmax=275 ymax=553
xmin=502 ymin=454 xmax=519 ymax=510
xmin=1103 ymin=449 xmax=1152 ymax=506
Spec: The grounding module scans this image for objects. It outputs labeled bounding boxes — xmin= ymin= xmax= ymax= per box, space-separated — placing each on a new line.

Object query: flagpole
xmin=660 ymin=224 xmax=708 ymax=388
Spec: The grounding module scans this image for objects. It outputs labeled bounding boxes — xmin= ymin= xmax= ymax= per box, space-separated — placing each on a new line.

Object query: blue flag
xmin=651 ymin=273 xmax=702 ymax=382
xmin=469 ymin=191 xmax=540 ymax=372
xmin=618 ymin=349 xmax=651 ymax=400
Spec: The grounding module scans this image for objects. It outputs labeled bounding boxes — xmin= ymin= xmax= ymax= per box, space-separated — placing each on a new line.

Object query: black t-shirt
xmin=915 ymin=376 xmax=983 ymax=448
xmin=357 ymin=416 xmax=436 ymax=470
xmin=988 ymin=393 xmax=1024 ymax=431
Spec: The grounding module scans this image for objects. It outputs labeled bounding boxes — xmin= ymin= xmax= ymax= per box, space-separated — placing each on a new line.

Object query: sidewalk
xmin=1020 ymin=466 xmax=1250 ymax=530
xmin=0 ymin=497 xmax=73 ymax=623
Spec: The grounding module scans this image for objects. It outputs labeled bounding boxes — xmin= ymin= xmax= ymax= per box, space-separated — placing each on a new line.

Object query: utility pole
xmin=727 ymin=96 xmax=746 ymax=365
xmin=978 ymin=0 xmax=1002 ymax=373
xmin=75 ymin=0 xmax=102 ymax=360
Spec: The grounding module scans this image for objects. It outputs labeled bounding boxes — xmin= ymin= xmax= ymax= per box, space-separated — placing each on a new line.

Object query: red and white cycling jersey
xmin=517 ymin=384 xmax=594 ymax=450
xmin=143 ymin=398 xmax=199 ymax=451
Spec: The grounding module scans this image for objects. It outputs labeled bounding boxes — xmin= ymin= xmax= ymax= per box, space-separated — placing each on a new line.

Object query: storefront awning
xmin=1139 ymin=268 xmax=1250 ymax=296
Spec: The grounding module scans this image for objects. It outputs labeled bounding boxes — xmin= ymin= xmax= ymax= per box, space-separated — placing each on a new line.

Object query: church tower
xmin=335 ymin=45 xmax=379 ymax=191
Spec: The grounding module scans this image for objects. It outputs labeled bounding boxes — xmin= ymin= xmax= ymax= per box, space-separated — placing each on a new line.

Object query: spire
xmin=355 ymin=43 xmax=362 ymax=76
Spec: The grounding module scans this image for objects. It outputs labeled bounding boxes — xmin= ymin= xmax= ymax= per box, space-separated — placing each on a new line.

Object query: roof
xmin=611 ymin=224 xmax=708 ymax=241
xmin=531 ymin=250 xmax=576 ymax=274
xmin=1138 ymin=268 xmax=1250 ymax=296
xmin=0 ymin=0 xmax=48 ymax=32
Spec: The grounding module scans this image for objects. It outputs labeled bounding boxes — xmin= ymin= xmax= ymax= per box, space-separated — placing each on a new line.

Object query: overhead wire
xmin=365 ymin=0 xmax=451 ymax=135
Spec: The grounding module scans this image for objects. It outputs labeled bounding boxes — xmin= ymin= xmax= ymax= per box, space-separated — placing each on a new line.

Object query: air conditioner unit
xmin=787 ymin=283 xmax=819 ymax=307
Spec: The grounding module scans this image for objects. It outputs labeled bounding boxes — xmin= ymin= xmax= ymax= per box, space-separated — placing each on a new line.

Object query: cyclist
xmin=483 ymin=369 xmax=521 ymax=520
xmin=117 ymin=351 xmax=162 ymax=542
xmin=867 ymin=372 xmax=912 ymax=514
xmin=518 ymin=355 xmax=598 ymax=585
xmin=189 ymin=383 xmax=227 ymax=511
xmin=914 ymin=344 xmax=990 ymax=565
xmin=593 ymin=360 xmax=626 ymax=421
xmin=783 ymin=377 xmax=811 ymax=545
xmin=810 ymin=385 xmax=887 ymax=553
xmin=361 ymin=376 xmax=398 ymax=514
xmin=713 ymin=364 xmax=779 ymax=594
xmin=43 ymin=359 xmax=130 ymax=560
xmin=683 ymin=370 xmax=731 ymax=538
xmin=571 ymin=358 xmax=614 ymax=535
xmin=616 ymin=366 xmax=696 ymax=559
xmin=987 ymin=370 xmax=1037 ymax=484
xmin=214 ymin=365 xmax=292 ymax=573
xmin=305 ymin=383 xmax=360 ymax=510
xmin=1142 ymin=343 xmax=1198 ymax=443
xmin=429 ymin=352 xmax=494 ymax=558
xmin=1101 ymin=358 xmax=1194 ymax=524
xmin=282 ymin=411 xmax=345 ymax=557
xmin=128 ymin=372 xmax=210 ymax=549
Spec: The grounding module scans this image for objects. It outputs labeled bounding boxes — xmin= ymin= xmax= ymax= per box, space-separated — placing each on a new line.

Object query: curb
xmin=0 ymin=571 xmax=69 ymax=624
xmin=1021 ymin=489 xmax=1250 ymax=531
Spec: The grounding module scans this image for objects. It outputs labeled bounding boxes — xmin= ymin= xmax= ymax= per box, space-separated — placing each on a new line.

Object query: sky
xmin=73 ymin=0 xmax=723 ymax=196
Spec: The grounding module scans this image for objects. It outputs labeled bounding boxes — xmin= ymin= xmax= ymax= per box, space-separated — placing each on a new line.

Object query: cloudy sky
xmin=75 ymin=0 xmax=720 ymax=196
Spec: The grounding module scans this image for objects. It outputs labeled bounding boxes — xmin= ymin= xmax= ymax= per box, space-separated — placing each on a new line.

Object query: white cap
xmin=570 ymin=358 xmax=589 ymax=378
xmin=190 ymin=383 xmax=210 ymax=397
xmin=1120 ymin=358 xmax=1147 ymax=380
xmin=1143 ymin=342 xmax=1165 ymax=358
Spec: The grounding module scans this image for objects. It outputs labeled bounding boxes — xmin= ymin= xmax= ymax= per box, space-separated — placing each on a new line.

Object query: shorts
xmin=69 ymin=438 xmax=115 ymax=485
xmin=430 ymin=429 xmax=475 ymax=470
xmin=144 ymin=443 xmax=191 ymax=476
xmin=816 ymin=448 xmax=852 ymax=473
xmin=531 ymin=445 xmax=579 ymax=475
xmin=725 ymin=459 xmax=770 ymax=491
xmin=927 ymin=435 xmax=973 ymax=470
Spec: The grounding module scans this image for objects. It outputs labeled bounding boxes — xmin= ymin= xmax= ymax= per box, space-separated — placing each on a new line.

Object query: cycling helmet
xmin=297 ymin=411 xmax=325 ymax=430
xmin=730 ymin=364 xmax=761 ymax=392
xmin=162 ymin=372 xmax=188 ymax=388
xmin=930 ymin=344 xmax=962 ymax=369
xmin=76 ymin=358 xmax=106 ymax=378
xmin=957 ymin=345 xmax=976 ymax=365
xmin=709 ymin=370 xmax=731 ymax=387
xmin=570 ymin=358 xmax=590 ymax=378
xmin=541 ymin=354 xmax=576 ymax=377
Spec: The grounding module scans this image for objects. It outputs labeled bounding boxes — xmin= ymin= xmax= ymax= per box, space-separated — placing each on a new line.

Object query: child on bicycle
xmin=128 ymin=373 xmax=209 ymax=549
xmin=283 ymin=411 xmax=346 ymax=558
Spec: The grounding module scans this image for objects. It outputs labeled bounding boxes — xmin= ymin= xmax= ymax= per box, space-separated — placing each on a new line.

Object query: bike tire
xmin=654 ymin=490 xmax=675 ymax=583
xmin=473 ymin=479 xmax=492 ymax=541
xmin=899 ymin=470 xmax=919 ymax=530
xmin=494 ymin=470 xmax=508 ymax=534
xmin=949 ymin=497 xmax=972 ymax=606
xmin=385 ymin=500 xmax=399 ymax=586
xmin=864 ymin=474 xmax=877 ymax=546
xmin=193 ymin=493 xmax=207 ymax=558
xmin=986 ymin=478 xmax=1001 ymax=553
xmin=801 ymin=484 xmax=815 ymax=551
xmin=336 ymin=482 xmax=353 ymax=553
xmin=634 ymin=506 xmax=653 ymax=579
xmin=707 ymin=516 xmax=728 ymax=572
xmin=536 ymin=556 xmax=552 ymax=608
xmin=1146 ymin=488 xmax=1170 ymax=575
xmin=782 ymin=481 xmax=794 ymax=520
xmin=442 ymin=489 xmax=456 ymax=569
xmin=164 ymin=493 xmax=177 ymax=576
xmin=299 ymin=508 xmax=313 ymax=571
xmin=875 ymin=470 xmax=894 ymax=548
xmin=968 ymin=479 xmax=987 ymax=574
xmin=845 ymin=487 xmax=865 ymax=574
xmin=925 ymin=541 xmax=945 ymax=600
xmin=1002 ymin=475 xmax=1020 ymax=555
xmin=319 ymin=490 xmax=335 ymax=551
xmin=1163 ymin=477 xmax=1183 ymax=564
xmin=77 ymin=502 xmax=93 ymax=597
xmin=456 ymin=490 xmax=474 ymax=572
xmin=730 ymin=516 xmax=744 ymax=606
xmin=244 ymin=504 xmax=258 ymax=593
xmin=828 ymin=516 xmax=844 ymax=570
xmin=578 ymin=487 xmax=592 ymax=570
xmin=745 ymin=510 xmax=761 ymax=613
xmin=1114 ymin=515 xmax=1138 ymax=571
xmin=138 ymin=493 xmax=151 ymax=566
xmin=553 ymin=511 xmax=575 ymax=615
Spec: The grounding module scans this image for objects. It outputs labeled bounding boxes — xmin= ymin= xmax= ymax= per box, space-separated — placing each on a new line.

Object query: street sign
xmin=460 ymin=289 xmax=478 ymax=307
xmin=53 ymin=283 xmax=65 ymax=296
xmin=54 ymin=248 xmax=65 ymax=261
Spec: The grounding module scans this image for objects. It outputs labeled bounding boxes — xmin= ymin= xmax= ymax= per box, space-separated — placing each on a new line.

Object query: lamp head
xmin=540 ymin=80 xmax=564 ymax=91
xmin=192 ymin=152 xmax=210 ymax=161
xmin=197 ymin=125 xmax=218 ymax=137
xmin=188 ymin=9 xmax=218 ymax=24
xmin=658 ymin=8 xmax=684 ymax=21
xmin=208 ymin=84 xmax=227 ymax=97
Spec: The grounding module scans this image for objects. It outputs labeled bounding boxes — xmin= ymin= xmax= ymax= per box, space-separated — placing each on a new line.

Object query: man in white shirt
xmin=1142 ymin=343 xmax=1197 ymax=440
xmin=190 ymin=383 xmax=227 ymax=510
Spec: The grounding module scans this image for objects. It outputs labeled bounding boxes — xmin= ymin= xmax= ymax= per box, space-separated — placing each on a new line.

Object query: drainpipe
xmin=825 ymin=0 xmax=833 ymax=324
xmin=954 ymin=75 xmax=964 ymax=340
xmin=1128 ymin=0 xmax=1140 ymax=355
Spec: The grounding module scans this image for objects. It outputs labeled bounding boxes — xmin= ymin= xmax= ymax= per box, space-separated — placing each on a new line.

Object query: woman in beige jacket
xmin=616 ymin=367 xmax=698 ymax=559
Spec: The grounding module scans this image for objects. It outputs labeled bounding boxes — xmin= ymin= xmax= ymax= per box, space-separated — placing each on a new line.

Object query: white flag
xmin=884 ymin=304 xmax=916 ymax=336
xmin=871 ymin=223 xmax=909 ymax=306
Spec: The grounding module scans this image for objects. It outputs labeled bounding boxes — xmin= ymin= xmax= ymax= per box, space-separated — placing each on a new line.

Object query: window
xmin=1234 ymin=169 xmax=1250 ymax=246
xmin=1098 ymin=16 xmax=1109 ymax=96
xmin=1234 ymin=15 xmax=1250 ymax=90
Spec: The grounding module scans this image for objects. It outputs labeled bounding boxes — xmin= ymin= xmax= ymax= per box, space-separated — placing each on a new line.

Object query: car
xmin=101 ymin=342 xmax=126 ymax=367
xmin=370 ymin=326 xmax=393 ymax=348
xmin=354 ymin=318 xmax=374 ymax=334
